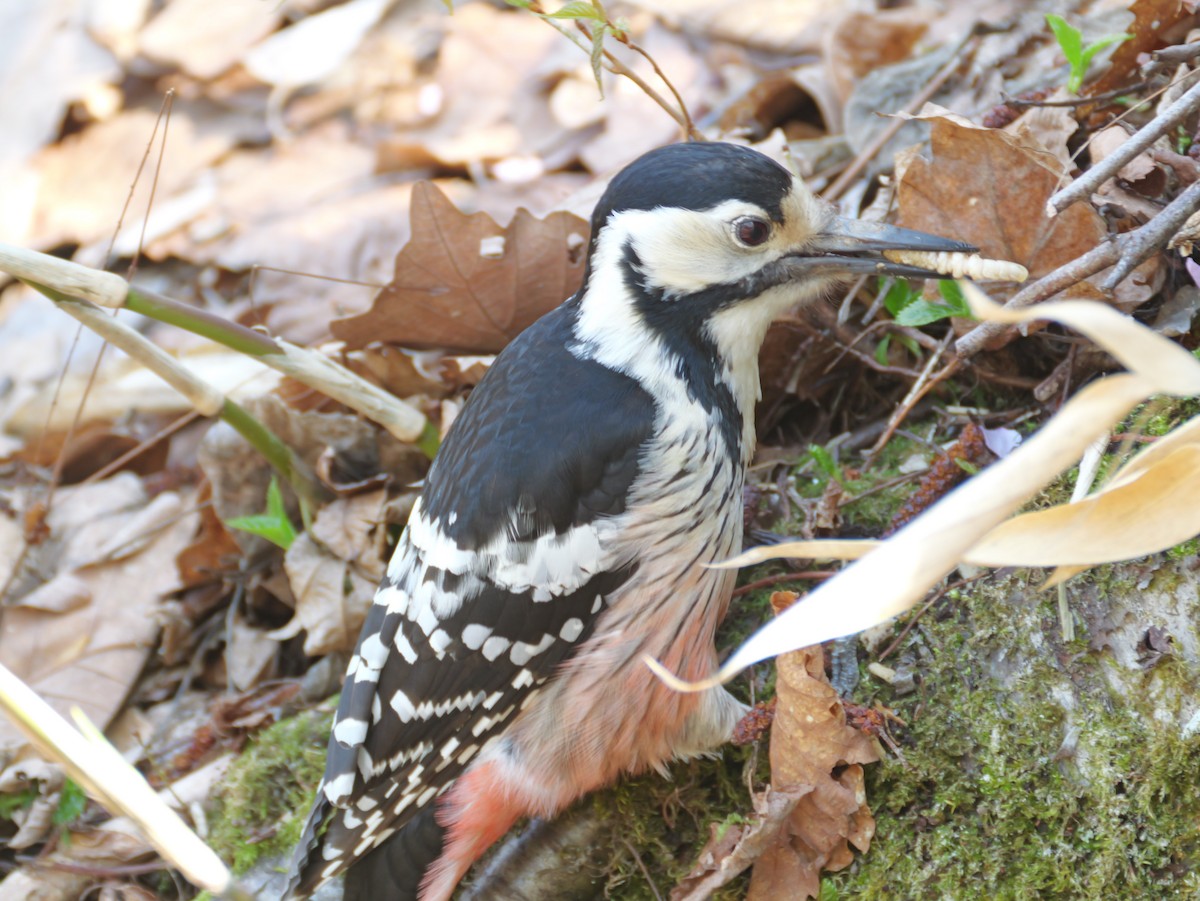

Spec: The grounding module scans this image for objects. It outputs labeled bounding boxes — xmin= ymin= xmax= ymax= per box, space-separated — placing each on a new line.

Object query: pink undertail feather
xmin=418 ymin=761 xmax=529 ymax=901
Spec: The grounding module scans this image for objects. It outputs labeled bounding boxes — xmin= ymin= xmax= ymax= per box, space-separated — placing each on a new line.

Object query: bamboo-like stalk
xmin=29 ymin=283 xmax=329 ymax=514
xmin=0 ymin=662 xmax=255 ymax=901
xmin=0 ymin=242 xmax=439 ymax=458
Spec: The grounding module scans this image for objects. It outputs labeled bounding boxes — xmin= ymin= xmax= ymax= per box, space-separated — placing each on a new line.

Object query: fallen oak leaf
xmin=671 ymin=785 xmax=811 ymax=901
xmin=332 ymin=182 xmax=589 ymax=353
xmin=747 ymin=614 xmax=879 ymax=901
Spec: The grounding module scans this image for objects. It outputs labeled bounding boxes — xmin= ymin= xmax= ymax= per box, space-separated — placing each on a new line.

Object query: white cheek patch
xmin=882 ymin=249 xmax=1028 ymax=282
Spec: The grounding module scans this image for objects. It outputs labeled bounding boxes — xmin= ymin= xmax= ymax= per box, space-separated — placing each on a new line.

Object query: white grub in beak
xmin=881 ymin=249 xmax=1029 ymax=282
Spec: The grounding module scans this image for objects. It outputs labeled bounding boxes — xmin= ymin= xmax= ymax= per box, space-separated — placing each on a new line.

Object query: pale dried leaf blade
xmin=966 ymin=440 xmax=1200 ymax=567
xmin=711 ymin=290 xmax=1200 ymax=680
xmin=331 ymin=182 xmax=588 ymax=353
xmin=748 ymin=646 xmax=877 ymax=901
xmin=714 ymin=539 xmax=879 ymax=570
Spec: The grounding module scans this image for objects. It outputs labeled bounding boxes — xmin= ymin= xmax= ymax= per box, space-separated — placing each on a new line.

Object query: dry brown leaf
xmin=310 ymin=488 xmax=388 ymax=577
xmin=1004 ymin=103 xmax=1079 ymax=176
xmin=823 ymin=9 xmax=928 ymax=105
xmin=636 ymin=0 xmax=831 ymax=54
xmin=138 ymin=0 xmax=280 ymax=80
xmin=747 ymin=635 xmax=879 ymax=901
xmin=332 ymin=181 xmax=588 ymax=353
xmin=0 ymin=480 xmax=197 ymax=754
xmin=1087 ymin=0 xmax=1196 ymax=97
xmin=28 ymin=106 xmax=237 ymax=254
xmin=896 ymin=108 xmax=1107 ymax=288
xmin=672 ymin=785 xmax=810 ymax=901
xmin=272 ymin=491 xmax=388 ymax=656
xmin=273 ymin=531 xmax=377 ymax=656
xmin=0 ymin=0 xmax=120 ymax=246
xmin=225 ymin=614 xmax=280 ymax=693
xmin=176 ymin=483 xmax=244 ymax=589
xmin=394 ymin=2 xmax=563 ymax=166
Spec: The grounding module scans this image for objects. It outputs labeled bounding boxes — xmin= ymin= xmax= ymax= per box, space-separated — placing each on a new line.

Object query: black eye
xmin=734 ymin=217 xmax=771 ymax=247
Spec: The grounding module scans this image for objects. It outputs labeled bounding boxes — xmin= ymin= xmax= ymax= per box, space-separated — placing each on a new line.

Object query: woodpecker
xmin=284 ymin=141 xmax=973 ymax=901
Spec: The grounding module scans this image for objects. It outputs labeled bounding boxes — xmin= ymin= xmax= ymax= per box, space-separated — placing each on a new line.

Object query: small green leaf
xmin=874 ymin=333 xmax=892 ymax=366
xmin=895 ymin=332 xmax=922 ymax=357
xmin=1079 ymin=32 xmax=1133 ymax=72
xmin=937 ymin=279 xmax=971 ymax=317
xmin=894 ymin=299 xmax=956 ymax=327
xmin=1046 ymin=14 xmax=1083 ymax=69
xmin=881 ymin=278 xmax=919 ymax=316
xmin=547 ymin=0 xmax=605 ymax=19
xmin=52 ymin=780 xmax=87 ymax=826
xmin=589 ymin=22 xmax=608 ymax=96
xmin=808 ymin=444 xmax=843 ymax=485
xmin=226 ymin=476 xmax=297 ymax=550
xmin=0 ymin=788 xmax=37 ymax=819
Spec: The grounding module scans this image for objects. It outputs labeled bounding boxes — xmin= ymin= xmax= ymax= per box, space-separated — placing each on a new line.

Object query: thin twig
xmin=1101 ymin=178 xmax=1200 ymax=288
xmin=823 ymin=34 xmax=977 ymax=202
xmin=81 ymin=410 xmax=202 ymax=487
xmin=620 ymin=836 xmax=665 ymax=901
xmin=1047 ymin=74 xmax=1200 ymax=215
xmin=1139 ymin=40 xmax=1200 ymax=80
xmin=612 ymin=32 xmax=699 ymax=140
xmin=525 ymin=1 xmax=698 ymax=141
xmin=958 ymin=176 xmax=1200 ymax=356
xmin=868 ymin=333 xmax=957 ymax=460
xmin=954 ymin=242 xmax=1121 ymax=357
xmin=1001 ymin=81 xmax=1150 ymax=108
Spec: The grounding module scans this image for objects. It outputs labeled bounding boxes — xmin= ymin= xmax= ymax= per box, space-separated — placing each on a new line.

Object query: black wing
xmin=285 ymin=299 xmax=656 ymax=897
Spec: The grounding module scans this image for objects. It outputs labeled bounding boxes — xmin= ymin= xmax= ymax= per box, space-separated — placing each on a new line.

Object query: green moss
xmin=825 ymin=568 xmax=1200 ymax=899
xmin=207 ymin=707 xmax=333 ymax=874
xmin=588 ymin=743 xmax=765 ymax=900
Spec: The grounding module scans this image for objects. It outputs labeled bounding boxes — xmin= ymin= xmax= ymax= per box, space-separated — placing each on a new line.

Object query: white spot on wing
xmin=510 ymin=632 xmax=554 ymax=665
xmin=333 ymin=718 xmax=367 ymax=745
xmin=360 ymin=633 xmax=387 ymax=668
xmin=323 ymin=771 xmax=355 ymax=804
xmin=559 ymin=617 xmax=584 ymax=641
xmin=393 ymin=629 xmax=418 ymax=664
xmin=462 ymin=623 xmax=492 ymax=649
xmin=482 ymin=635 xmax=511 ymax=661
xmin=512 ymin=668 xmax=534 ymax=690
xmin=429 ymin=628 xmax=453 ymax=654
xmin=376 ymin=585 xmax=409 ymax=616
xmin=390 ymin=689 xmax=417 ymax=723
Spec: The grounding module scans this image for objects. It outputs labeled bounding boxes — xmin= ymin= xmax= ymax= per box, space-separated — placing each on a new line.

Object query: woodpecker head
xmin=570 ymin=141 xmax=973 ymax=456
xmin=577 ymin=141 xmax=972 ymax=355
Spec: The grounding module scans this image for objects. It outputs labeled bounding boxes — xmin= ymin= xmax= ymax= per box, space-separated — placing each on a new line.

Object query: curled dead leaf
xmin=747 ymin=645 xmax=878 ymax=901
xmin=332 ymin=181 xmax=588 ymax=354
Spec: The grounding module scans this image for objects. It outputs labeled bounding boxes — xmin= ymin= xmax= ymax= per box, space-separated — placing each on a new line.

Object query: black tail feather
xmin=342 ymin=804 xmax=446 ymax=901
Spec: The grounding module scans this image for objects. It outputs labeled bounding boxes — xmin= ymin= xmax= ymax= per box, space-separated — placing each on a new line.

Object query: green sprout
xmin=884 ymin=278 xmax=973 ymax=327
xmin=226 ymin=476 xmax=298 ymax=550
xmin=1045 ymin=14 xmax=1132 ymax=94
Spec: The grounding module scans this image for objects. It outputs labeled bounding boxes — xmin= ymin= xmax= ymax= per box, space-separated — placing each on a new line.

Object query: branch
xmin=1047 ymin=73 xmax=1200 ymax=216
xmin=0 ymin=242 xmax=437 ymax=458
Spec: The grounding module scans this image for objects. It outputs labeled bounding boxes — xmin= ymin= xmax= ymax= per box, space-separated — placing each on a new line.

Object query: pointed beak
xmin=785 ymin=216 xmax=977 ymax=280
